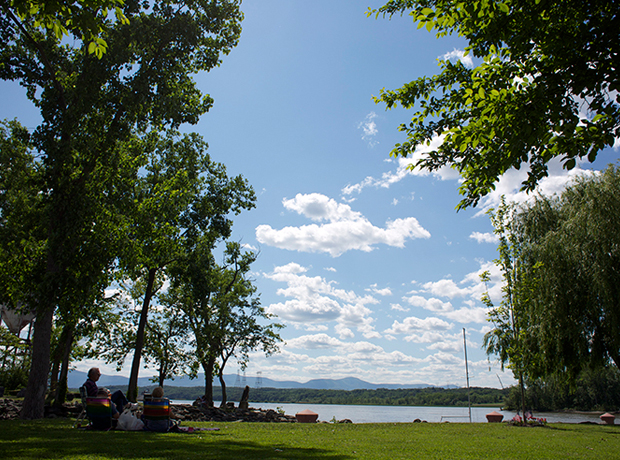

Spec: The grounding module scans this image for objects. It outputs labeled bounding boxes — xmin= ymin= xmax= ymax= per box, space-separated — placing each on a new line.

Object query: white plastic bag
xmin=117 ymin=409 xmax=144 ymax=431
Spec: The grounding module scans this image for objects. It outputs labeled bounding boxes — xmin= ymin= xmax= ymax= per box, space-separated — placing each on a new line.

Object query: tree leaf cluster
xmin=371 ymin=0 xmax=619 ymax=209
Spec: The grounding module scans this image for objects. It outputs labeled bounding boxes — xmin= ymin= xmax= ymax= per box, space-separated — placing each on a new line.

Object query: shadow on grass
xmin=0 ymin=421 xmax=352 ymax=460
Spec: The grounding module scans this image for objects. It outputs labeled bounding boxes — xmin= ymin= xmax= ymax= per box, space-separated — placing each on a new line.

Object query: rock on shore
xmin=0 ymin=398 xmax=297 ymax=423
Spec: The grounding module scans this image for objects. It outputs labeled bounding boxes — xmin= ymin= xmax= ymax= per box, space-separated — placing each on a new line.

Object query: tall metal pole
xmin=463 ymin=328 xmax=472 ymax=423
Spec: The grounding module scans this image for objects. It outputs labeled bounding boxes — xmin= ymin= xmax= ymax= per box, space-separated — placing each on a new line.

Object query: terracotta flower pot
xmin=486 ymin=411 xmax=504 ymax=423
xmin=600 ymin=413 xmax=615 ymax=425
xmin=295 ymin=409 xmax=318 ymax=423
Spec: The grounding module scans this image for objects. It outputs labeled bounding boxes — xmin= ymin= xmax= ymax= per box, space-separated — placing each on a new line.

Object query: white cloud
xmin=256 ymin=193 xmax=430 ymax=257
xmin=268 ymin=297 xmax=342 ymax=323
xmin=469 ymin=232 xmax=499 ymax=244
xmin=342 ymin=135 xmax=597 ymax=214
xmin=304 ymin=324 xmax=329 ymax=332
xmin=398 ymin=260 xmax=502 ymax=328
xmin=475 ymin=158 xmax=598 ymax=215
xmin=403 ymin=294 xmax=454 ymax=312
xmin=420 ymin=279 xmax=472 ymax=299
xmin=264 ymin=263 xmax=380 ymax=336
xmin=287 ymin=333 xmax=343 ymax=349
xmin=441 ymin=48 xmax=474 ymax=68
xmin=342 ymin=134 xmax=459 ymax=197
xmin=283 ymin=193 xmax=363 ymax=223
xmin=390 ymin=303 xmax=410 ymax=312
xmin=368 ymin=284 xmax=392 ymax=296
xmin=440 ymin=306 xmax=490 ymax=324
xmin=401 ymin=330 xmax=449 ymax=344
xmin=335 ymin=324 xmax=355 ymax=340
xmin=359 ymin=111 xmax=379 ymax=147
xmin=385 ymin=316 xmax=452 ymax=335
xmin=426 ymin=339 xmax=463 ymax=353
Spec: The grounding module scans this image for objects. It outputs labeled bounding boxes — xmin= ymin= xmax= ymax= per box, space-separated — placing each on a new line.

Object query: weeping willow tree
xmin=483 ymin=165 xmax=620 ymax=414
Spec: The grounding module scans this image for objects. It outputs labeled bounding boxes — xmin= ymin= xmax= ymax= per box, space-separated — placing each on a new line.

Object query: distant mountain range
xmin=67 ymin=370 xmax=446 ymax=391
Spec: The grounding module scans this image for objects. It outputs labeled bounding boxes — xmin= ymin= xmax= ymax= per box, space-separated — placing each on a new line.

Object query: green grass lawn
xmin=1 ymin=419 xmax=618 ymax=460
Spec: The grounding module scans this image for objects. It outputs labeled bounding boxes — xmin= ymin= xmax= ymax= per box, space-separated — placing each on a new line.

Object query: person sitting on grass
xmin=142 ymin=386 xmax=177 ymax=432
xmin=97 ymin=388 xmax=120 ymax=420
xmin=84 ymin=367 xmax=134 ymax=414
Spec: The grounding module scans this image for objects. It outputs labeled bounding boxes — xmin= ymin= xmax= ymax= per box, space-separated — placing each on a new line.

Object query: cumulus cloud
xmin=403 ymin=295 xmax=454 ymax=312
xmin=359 ymin=112 xmax=379 ymax=147
xmin=335 ymin=324 xmax=355 ymax=340
xmin=287 ymin=333 xmax=343 ymax=349
xmin=420 ymin=279 xmax=472 ymax=299
xmin=426 ymin=339 xmax=463 ymax=353
xmin=470 ymin=157 xmax=599 ymax=216
xmin=470 ymin=232 xmax=499 ymax=244
xmin=283 ymin=193 xmax=362 ymax=222
xmin=368 ymin=284 xmax=393 ymax=296
xmin=385 ymin=316 xmax=452 ymax=336
xmin=265 ymin=334 xmax=425 ymax=379
xmin=440 ymin=306 xmax=489 ymax=324
xmin=397 ymin=260 xmax=503 ymax=328
xmin=441 ymin=48 xmax=474 ymax=68
xmin=263 ymin=263 xmax=380 ymax=336
xmin=390 ymin=303 xmax=410 ymax=312
xmin=343 ymin=134 xmax=597 ymax=213
xmin=342 ymin=134 xmax=459 ymax=197
xmin=256 ymin=193 xmax=430 ymax=257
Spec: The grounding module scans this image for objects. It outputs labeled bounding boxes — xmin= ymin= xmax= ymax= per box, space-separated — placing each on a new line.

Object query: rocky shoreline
xmin=0 ymin=398 xmax=298 ymax=423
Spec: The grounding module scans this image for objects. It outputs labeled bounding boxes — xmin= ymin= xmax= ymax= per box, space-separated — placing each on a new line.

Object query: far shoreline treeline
xmin=96 ymin=385 xmax=509 ymax=408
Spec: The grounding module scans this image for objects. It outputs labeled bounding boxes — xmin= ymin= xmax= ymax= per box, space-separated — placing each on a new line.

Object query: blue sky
xmin=2 ymin=0 xmax=619 ymax=389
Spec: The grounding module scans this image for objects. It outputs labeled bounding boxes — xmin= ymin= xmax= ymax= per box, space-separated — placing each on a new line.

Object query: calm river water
xmin=172 ymin=400 xmax=605 ymax=424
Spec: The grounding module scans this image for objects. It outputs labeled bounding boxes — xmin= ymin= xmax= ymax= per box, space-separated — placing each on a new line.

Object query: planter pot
xmin=486 ymin=411 xmax=504 ymax=423
xmin=600 ymin=413 xmax=615 ymax=425
xmin=296 ymin=409 xmax=318 ymax=423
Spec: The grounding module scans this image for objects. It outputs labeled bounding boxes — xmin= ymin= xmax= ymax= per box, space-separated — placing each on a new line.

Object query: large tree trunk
xmin=127 ymin=267 xmax=157 ymax=402
xmin=20 ymin=305 xmax=54 ymax=419
xmin=54 ymin=326 xmax=74 ymax=406
xmin=202 ymin=357 xmax=216 ymax=407
xmin=47 ymin=342 xmax=62 ymax=404
xmin=219 ymin=371 xmax=227 ymax=407
xmin=48 ymin=324 xmax=71 ymax=405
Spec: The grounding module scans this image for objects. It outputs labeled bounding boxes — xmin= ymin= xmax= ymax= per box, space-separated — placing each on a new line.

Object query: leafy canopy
xmin=3 ymin=0 xmax=129 ymax=58
xmin=371 ymin=0 xmax=620 ymax=209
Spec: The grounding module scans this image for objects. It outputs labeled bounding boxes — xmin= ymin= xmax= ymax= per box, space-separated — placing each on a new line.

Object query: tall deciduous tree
xmin=143 ymin=302 xmax=192 ymax=388
xmin=169 ymin=241 xmax=282 ymax=407
xmin=217 ymin=304 xmax=282 ymax=407
xmin=371 ymin=0 xmax=619 ymax=209
xmin=481 ymin=198 xmax=540 ymax=417
xmin=121 ymin=130 xmax=255 ymax=401
xmin=0 ymin=0 xmax=243 ymax=418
